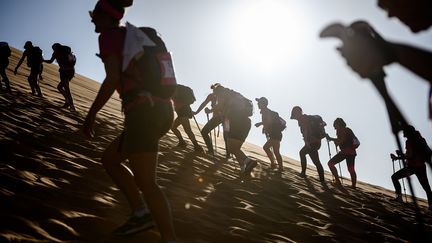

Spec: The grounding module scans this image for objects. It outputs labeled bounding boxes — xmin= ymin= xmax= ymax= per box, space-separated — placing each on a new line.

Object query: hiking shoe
xmin=176 ymin=141 xmax=187 ymax=148
xmin=299 ymin=172 xmax=307 ymax=178
xmin=193 ymin=144 xmax=204 ymax=152
xmin=392 ymin=195 xmax=403 ymax=203
xmin=113 ymin=214 xmax=155 ymax=236
xmin=244 ymin=159 xmax=257 ymax=175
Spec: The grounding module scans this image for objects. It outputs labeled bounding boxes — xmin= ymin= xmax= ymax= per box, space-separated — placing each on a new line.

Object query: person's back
xmin=56 ymin=45 xmax=76 ymax=70
xmin=26 ymin=46 xmax=43 ymax=68
xmin=0 ymin=42 xmax=11 ymax=61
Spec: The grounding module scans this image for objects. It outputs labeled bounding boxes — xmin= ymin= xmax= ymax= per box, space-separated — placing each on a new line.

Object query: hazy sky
xmin=1 ymin=0 xmax=431 ymax=199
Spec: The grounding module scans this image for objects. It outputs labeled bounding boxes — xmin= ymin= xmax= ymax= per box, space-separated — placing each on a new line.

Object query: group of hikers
xmin=2 ymin=0 xmax=432 ymax=242
xmin=0 ymin=40 xmax=76 ymax=111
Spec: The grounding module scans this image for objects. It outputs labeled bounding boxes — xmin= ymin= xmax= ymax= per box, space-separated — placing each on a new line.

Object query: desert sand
xmin=1 ymin=47 xmax=432 ymax=242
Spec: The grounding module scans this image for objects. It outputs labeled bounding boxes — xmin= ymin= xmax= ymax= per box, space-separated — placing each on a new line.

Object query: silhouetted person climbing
xmin=0 ymin=42 xmax=11 ymax=92
xmin=390 ymin=125 xmax=432 ymax=210
xmin=82 ymin=0 xmax=176 ymax=241
xmin=290 ymin=106 xmax=326 ymax=184
xmin=211 ymin=84 xmax=256 ymax=176
xmin=44 ymin=43 xmax=77 ymax=111
xmin=326 ymin=118 xmax=359 ymax=189
xmin=255 ymin=97 xmax=286 ymax=172
xmin=194 ymin=83 xmax=228 ymax=157
xmin=14 ymin=41 xmax=43 ymax=97
xmin=171 ymin=84 xmax=203 ymax=152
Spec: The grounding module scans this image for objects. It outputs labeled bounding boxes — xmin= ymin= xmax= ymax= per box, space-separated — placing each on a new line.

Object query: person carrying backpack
xmin=212 ymin=84 xmax=257 ymax=176
xmin=171 ymin=84 xmax=203 ymax=152
xmin=290 ymin=106 xmax=326 ymax=184
xmin=44 ymin=43 xmax=77 ymax=111
xmin=14 ymin=41 xmax=44 ymax=97
xmin=389 ymin=125 xmax=432 ymax=210
xmin=0 ymin=42 xmax=11 ymax=92
xmin=255 ymin=97 xmax=286 ymax=172
xmin=82 ymin=0 xmax=176 ymax=241
xmin=326 ymin=118 xmax=359 ymax=189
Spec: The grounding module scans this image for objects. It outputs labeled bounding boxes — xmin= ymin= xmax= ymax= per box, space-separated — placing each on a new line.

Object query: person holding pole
xmin=389 ymin=125 xmax=432 ymax=210
xmin=326 ymin=118 xmax=359 ymax=189
xmin=194 ymin=83 xmax=227 ymax=156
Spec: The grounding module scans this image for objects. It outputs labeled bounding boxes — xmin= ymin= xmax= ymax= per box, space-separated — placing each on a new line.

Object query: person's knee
xmin=328 ymin=160 xmax=335 ymax=168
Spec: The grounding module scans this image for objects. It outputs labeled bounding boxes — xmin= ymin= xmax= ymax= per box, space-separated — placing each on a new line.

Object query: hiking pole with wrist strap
xmin=397 ymin=157 xmax=408 ymax=203
xmin=334 ymin=143 xmax=343 ymax=184
xmin=326 ymin=137 xmax=335 ymax=183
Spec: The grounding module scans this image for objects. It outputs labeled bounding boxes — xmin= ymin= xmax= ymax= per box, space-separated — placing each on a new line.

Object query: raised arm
xmin=44 ymin=53 xmax=56 ymax=64
xmin=194 ymin=93 xmax=213 ymax=115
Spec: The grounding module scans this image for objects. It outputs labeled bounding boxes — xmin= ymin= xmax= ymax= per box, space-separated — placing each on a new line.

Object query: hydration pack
xmin=308 ymin=115 xmax=326 ymax=140
xmin=27 ymin=46 xmax=43 ymax=67
xmin=122 ymin=26 xmax=177 ymax=106
xmin=174 ymin=84 xmax=196 ymax=105
xmin=0 ymin=42 xmax=11 ymax=58
xmin=58 ymin=45 xmax=76 ymax=67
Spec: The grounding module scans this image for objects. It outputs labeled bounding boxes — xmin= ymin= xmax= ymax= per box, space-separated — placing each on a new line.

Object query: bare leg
xmin=101 ymin=136 xmax=143 ymax=211
xmin=171 ymin=117 xmax=185 ymax=144
xmin=271 ymin=139 xmax=283 ymax=171
xmin=263 ymin=140 xmax=275 ymax=168
xmin=129 ymin=152 xmax=176 ymax=242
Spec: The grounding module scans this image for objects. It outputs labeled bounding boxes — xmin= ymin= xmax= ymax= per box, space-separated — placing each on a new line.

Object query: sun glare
xmin=231 ymin=0 xmax=307 ymax=70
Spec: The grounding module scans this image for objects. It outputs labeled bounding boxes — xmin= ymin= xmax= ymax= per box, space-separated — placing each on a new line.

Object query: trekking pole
xmin=206 ymin=112 xmax=213 ymax=153
xmin=398 ymin=158 xmax=408 ymax=203
xmin=213 ymin=116 xmax=217 ymax=155
xmin=326 ymin=138 xmax=335 ymax=182
xmin=192 ymin=115 xmax=202 ymax=134
xmin=334 ymin=143 xmax=343 ymax=184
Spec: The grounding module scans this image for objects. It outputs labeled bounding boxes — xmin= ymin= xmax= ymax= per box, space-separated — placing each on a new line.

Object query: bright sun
xmin=231 ymin=0 xmax=307 ymax=70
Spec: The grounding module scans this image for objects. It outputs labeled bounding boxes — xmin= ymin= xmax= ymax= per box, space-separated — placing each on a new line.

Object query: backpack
xmin=349 ymin=128 xmax=360 ymax=149
xmin=223 ymin=88 xmax=253 ymax=118
xmin=271 ymin=110 xmax=287 ymax=131
xmin=58 ymin=45 xmax=76 ymax=67
xmin=0 ymin=42 xmax=11 ymax=58
xmin=122 ymin=27 xmax=177 ymax=104
xmin=307 ymin=115 xmax=326 ymax=139
xmin=174 ymin=84 xmax=195 ymax=105
xmin=27 ymin=46 xmax=43 ymax=67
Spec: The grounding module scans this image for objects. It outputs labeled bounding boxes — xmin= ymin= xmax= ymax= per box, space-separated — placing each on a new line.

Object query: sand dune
xmin=1 ymin=47 xmax=432 ymax=242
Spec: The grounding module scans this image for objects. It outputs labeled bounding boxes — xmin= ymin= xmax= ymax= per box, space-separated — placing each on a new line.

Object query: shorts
xmin=227 ymin=115 xmax=251 ymax=142
xmin=120 ymin=101 xmax=174 ymax=153
xmin=60 ymin=69 xmax=75 ymax=81
xmin=268 ymin=127 xmax=283 ymax=141
xmin=175 ymin=105 xmax=193 ymax=119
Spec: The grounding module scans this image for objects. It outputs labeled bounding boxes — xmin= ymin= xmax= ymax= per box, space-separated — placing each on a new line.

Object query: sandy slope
xmin=1 ymin=48 xmax=432 ymax=242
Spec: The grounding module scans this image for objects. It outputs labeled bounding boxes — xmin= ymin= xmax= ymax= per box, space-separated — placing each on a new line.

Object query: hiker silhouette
xmin=44 ymin=43 xmax=76 ymax=111
xmin=171 ymin=84 xmax=203 ymax=152
xmin=202 ymin=83 xmax=256 ymax=176
xmin=83 ymin=0 xmax=176 ymax=241
xmin=14 ymin=41 xmax=44 ymax=97
xmin=290 ymin=106 xmax=326 ymax=184
xmin=255 ymin=97 xmax=285 ymax=172
xmin=390 ymin=125 xmax=432 ymax=210
xmin=326 ymin=118 xmax=359 ymax=189
xmin=193 ymin=83 xmax=228 ymax=157
xmin=0 ymin=42 xmax=11 ymax=92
